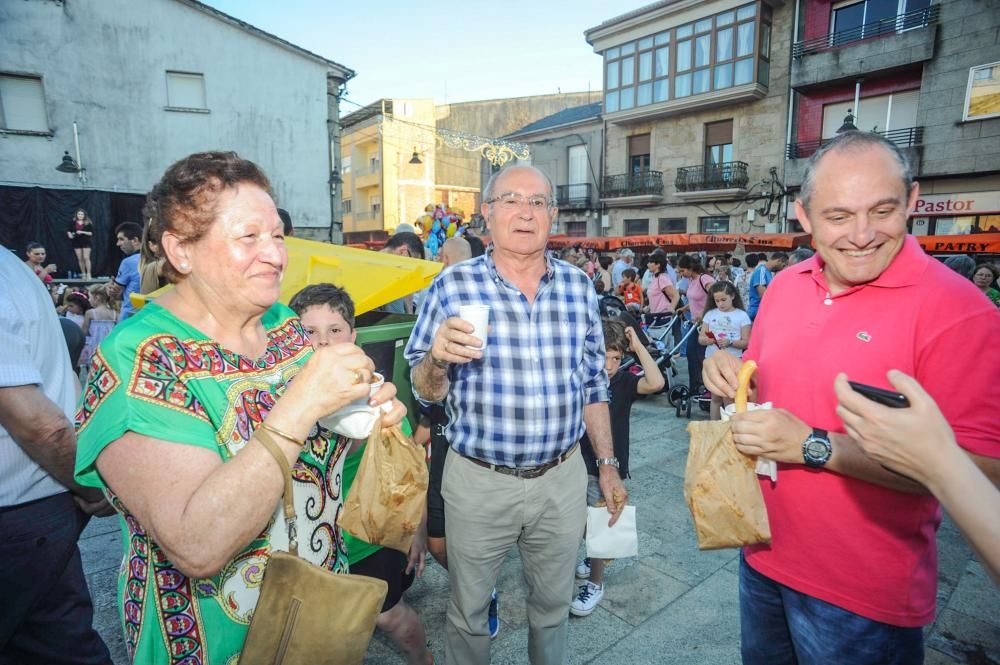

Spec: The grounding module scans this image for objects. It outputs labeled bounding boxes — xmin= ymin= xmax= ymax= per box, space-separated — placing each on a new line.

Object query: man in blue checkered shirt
xmin=405 ymin=165 xmax=627 ymax=665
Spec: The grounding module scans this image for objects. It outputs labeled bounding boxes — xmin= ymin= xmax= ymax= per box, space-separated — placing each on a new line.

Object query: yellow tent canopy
xmin=132 ymin=236 xmax=442 ymax=314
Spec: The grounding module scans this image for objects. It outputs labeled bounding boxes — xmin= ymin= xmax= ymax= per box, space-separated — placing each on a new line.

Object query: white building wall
xmin=0 ymin=0 xmax=343 ymax=230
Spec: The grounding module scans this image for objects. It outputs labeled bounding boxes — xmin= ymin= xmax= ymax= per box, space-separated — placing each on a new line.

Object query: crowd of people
xmin=1 ymin=132 xmax=998 ymax=665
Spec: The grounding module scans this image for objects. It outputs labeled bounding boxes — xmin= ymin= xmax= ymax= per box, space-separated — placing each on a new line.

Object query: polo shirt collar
xmin=799 ymin=234 xmax=927 ymax=292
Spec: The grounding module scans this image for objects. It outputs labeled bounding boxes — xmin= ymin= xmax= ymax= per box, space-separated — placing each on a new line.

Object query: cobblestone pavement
xmin=80 ymin=391 xmax=999 ymax=664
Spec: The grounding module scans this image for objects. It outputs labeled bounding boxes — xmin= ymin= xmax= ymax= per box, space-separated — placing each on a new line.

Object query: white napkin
xmin=722 ymin=401 xmax=778 ymax=482
xmin=586 ymin=506 xmax=638 ymax=559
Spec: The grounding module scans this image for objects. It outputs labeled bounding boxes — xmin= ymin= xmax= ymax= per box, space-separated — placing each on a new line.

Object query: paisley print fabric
xmin=76 ymin=302 xmax=349 ymax=664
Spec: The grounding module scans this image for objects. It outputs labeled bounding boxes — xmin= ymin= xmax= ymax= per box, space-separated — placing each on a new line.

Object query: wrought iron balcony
xmin=793 ymin=5 xmax=939 ymax=58
xmin=556 ymin=183 xmax=594 ymax=208
xmin=601 ymin=170 xmax=664 ymax=198
xmin=675 ymin=161 xmax=749 ymax=192
xmin=785 ymin=126 xmax=924 ymax=160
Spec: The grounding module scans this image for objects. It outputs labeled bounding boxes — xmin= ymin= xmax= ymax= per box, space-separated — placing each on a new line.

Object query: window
xmin=165 ymin=71 xmax=207 ymax=110
xmin=565 ymin=221 xmax=588 ymax=237
xmin=370 ymin=195 xmax=381 ymax=215
xmin=369 ymin=155 xmax=380 ymax=172
xmin=964 ymin=62 xmax=1000 ymax=121
xmin=343 ymin=199 xmax=352 ymax=214
xmin=625 ymin=219 xmax=650 ymax=236
xmin=628 ymin=134 xmax=651 ymax=174
xmin=699 ymin=216 xmax=730 ymax=233
xmin=606 ymin=31 xmax=670 ymax=111
xmin=342 ymin=156 xmax=352 ymax=174
xmin=0 ymin=74 xmax=49 ymax=132
xmin=822 ymin=89 xmax=919 ymax=136
xmin=602 ymin=3 xmax=766 ymax=113
xmin=831 ymin=0 xmax=932 ymax=45
xmin=567 ymin=145 xmax=589 ymax=200
xmin=923 ymin=215 xmax=1000 ymax=235
xmin=658 ymin=217 xmax=687 ymax=233
xmin=705 ymin=120 xmax=734 ymax=166
xmin=758 ymin=9 xmax=771 ymax=87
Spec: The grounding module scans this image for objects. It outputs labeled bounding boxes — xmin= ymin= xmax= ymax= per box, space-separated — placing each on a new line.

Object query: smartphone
xmin=848 ymin=381 xmax=910 ymax=408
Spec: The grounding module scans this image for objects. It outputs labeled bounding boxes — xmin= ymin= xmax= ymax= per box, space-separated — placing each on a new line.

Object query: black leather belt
xmin=463 ymin=444 xmax=577 ymax=479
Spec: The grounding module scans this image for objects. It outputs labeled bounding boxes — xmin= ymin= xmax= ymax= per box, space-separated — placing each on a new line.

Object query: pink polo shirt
xmin=744 ymin=235 xmax=1000 ymax=627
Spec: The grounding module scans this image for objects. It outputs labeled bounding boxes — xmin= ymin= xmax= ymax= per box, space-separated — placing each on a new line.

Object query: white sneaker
xmin=575 ymin=557 xmax=591 ymax=579
xmin=570 ymin=581 xmax=604 ymax=617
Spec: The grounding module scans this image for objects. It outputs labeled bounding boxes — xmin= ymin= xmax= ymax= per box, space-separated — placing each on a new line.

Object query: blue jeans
xmin=740 ymin=554 xmax=923 ymax=665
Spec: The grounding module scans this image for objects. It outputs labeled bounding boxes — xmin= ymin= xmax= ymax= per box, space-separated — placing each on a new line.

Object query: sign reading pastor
xmin=913 ymin=191 xmax=1000 ymax=216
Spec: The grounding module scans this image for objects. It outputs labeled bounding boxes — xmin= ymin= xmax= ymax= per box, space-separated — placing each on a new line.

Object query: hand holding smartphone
xmin=848 ymin=381 xmax=910 ymax=408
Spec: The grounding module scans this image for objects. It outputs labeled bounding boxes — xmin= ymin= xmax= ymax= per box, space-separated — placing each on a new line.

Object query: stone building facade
xmin=0 ymin=0 xmax=354 ymax=244
xmin=785 ymin=0 xmax=1000 ymax=236
xmin=585 ymin=0 xmax=794 ymax=238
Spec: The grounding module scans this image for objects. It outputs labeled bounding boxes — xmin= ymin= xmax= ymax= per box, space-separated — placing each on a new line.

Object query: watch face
xmin=804 ymin=439 xmax=825 ymax=457
xmin=804 ymin=436 xmax=831 ymax=465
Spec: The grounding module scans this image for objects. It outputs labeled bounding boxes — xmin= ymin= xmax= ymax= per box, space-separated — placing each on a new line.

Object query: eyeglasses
xmin=485 ymin=192 xmax=553 ymax=211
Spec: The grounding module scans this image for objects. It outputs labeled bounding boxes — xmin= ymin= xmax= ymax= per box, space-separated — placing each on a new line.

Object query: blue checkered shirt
xmin=405 ymin=249 xmax=609 ymax=467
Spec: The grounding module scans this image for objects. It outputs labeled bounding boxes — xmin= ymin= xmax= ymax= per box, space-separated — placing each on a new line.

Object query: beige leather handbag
xmin=239 ymin=429 xmax=388 ymax=665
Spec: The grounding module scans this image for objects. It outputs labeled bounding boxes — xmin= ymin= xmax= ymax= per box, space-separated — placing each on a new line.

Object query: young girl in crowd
xmin=63 ymin=291 xmax=92 ymax=329
xmin=699 ymin=281 xmax=751 ymax=419
xmin=79 ymin=284 xmax=117 ymax=373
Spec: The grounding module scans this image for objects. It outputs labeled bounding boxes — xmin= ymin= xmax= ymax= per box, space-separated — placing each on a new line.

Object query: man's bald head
xmin=440 ymin=237 xmax=472 ymax=267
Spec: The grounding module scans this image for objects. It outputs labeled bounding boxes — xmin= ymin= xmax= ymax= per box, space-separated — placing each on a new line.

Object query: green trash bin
xmin=354 ymin=310 xmax=420 ymax=432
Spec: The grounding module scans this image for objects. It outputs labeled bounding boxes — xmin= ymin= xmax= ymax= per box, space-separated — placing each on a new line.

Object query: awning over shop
xmin=915 ymin=233 xmax=1000 ymax=254
xmin=546 ymin=233 xmax=813 ymax=252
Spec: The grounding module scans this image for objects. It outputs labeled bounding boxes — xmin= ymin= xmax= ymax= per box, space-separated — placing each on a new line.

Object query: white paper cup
xmin=458 ymin=304 xmax=490 ymax=349
xmin=318 ymin=372 xmax=390 ymax=439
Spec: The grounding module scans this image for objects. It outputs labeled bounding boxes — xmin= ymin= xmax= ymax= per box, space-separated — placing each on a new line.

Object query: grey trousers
xmin=442 ymin=448 xmax=587 ymax=665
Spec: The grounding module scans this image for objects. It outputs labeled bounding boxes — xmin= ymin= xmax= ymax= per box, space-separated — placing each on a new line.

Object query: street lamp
xmin=55 ymin=121 xmax=87 ymax=184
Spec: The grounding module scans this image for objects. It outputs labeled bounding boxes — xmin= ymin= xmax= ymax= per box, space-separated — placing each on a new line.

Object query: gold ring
xmin=352 ymin=370 xmax=362 ymax=384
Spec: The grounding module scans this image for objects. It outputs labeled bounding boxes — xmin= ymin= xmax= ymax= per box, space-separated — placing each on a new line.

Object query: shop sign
xmin=913 ymin=191 xmax=1000 ymax=216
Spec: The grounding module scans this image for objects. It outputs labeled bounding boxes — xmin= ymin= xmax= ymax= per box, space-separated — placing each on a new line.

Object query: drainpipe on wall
xmin=782 ymin=0 xmax=802 ymax=233
xmin=327 ymin=74 xmax=346 ymax=244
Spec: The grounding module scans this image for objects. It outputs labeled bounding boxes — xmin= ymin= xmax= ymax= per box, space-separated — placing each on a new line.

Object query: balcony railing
xmin=793 ymin=5 xmax=939 ymax=58
xmin=556 ymin=183 xmax=593 ymax=208
xmin=602 ymin=170 xmax=664 ymax=198
xmin=675 ymin=161 xmax=749 ymax=192
xmin=785 ymin=126 xmax=924 ymax=160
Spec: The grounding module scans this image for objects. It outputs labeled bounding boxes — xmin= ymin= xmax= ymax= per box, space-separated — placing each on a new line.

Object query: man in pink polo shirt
xmin=704 ymin=131 xmax=1000 ymax=665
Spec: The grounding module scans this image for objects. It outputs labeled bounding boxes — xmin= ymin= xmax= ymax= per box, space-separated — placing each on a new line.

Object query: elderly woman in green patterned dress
xmin=74 ymin=151 xmax=406 ymax=664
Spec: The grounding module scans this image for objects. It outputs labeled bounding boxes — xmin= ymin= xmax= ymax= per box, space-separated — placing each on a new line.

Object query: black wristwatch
xmin=802 ymin=428 xmax=832 ymax=468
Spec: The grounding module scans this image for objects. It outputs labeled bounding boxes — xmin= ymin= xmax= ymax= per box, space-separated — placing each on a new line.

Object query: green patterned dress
xmin=75 ymin=302 xmax=350 ymax=665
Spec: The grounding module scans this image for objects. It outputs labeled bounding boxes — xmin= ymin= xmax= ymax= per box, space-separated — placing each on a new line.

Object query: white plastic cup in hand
xmin=458 ymin=304 xmax=490 ymax=349
xmin=318 ymin=371 xmax=390 ymax=439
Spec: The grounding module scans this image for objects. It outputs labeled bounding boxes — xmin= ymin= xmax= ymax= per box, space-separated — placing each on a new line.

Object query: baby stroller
xmin=668 ymin=318 xmax=713 ymax=418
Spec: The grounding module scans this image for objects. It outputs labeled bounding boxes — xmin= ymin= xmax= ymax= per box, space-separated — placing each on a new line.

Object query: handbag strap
xmin=254 ymin=428 xmax=299 ymax=557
